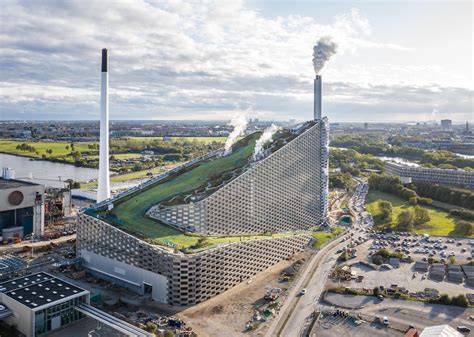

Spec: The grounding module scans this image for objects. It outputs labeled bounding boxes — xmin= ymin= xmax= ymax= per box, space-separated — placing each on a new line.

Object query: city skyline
xmin=1 ymin=0 xmax=472 ymax=122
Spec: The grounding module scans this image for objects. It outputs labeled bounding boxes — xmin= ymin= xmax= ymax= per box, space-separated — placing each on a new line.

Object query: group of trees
xmin=452 ymin=221 xmax=474 ymax=236
xmin=429 ymin=294 xmax=469 ymax=307
xmin=15 ymin=143 xmax=36 ymax=152
xmin=329 ymin=172 xmax=355 ymax=190
xmin=413 ymin=182 xmax=474 ymax=210
xmin=396 ymin=206 xmax=430 ymax=231
xmin=368 ymin=174 xmax=432 ymax=206
xmin=375 ymin=200 xmax=393 ymax=223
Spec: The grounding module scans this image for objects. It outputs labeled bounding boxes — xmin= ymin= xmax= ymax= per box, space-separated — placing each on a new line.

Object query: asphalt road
xmin=266 ymin=180 xmax=367 ymax=337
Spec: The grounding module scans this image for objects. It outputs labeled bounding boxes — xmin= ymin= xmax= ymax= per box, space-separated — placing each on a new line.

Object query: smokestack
xmin=314 ymin=75 xmax=322 ymax=120
xmin=97 ymin=48 xmax=110 ymax=202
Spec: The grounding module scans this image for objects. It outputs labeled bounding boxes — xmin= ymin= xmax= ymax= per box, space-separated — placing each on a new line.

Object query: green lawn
xmin=107 ymin=133 xmax=261 ymax=247
xmin=365 ymin=190 xmax=472 ymax=237
xmin=0 ymin=140 xmax=94 ymax=159
xmin=128 ymin=136 xmax=228 ymax=144
xmin=312 ymin=227 xmax=344 ymax=249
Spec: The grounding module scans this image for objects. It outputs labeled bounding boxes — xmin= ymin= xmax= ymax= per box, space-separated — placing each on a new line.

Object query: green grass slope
xmin=108 ymin=132 xmax=261 ymax=247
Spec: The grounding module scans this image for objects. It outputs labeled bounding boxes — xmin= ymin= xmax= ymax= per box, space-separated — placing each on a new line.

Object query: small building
xmin=0 ymin=272 xmax=90 ymax=337
xmin=419 ymin=324 xmax=462 ymax=337
xmin=0 ymin=178 xmax=45 ymax=241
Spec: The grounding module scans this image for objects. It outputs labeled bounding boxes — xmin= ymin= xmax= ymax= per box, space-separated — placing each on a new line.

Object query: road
xmin=0 ymin=234 xmax=76 ymax=253
xmin=266 ymin=180 xmax=368 ymax=337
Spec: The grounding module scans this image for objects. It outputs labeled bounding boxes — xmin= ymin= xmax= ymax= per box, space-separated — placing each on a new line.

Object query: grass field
xmin=365 ymin=190 xmax=472 ymax=237
xmin=312 ymin=227 xmax=344 ymax=249
xmin=107 ymin=133 xmax=261 ymax=247
xmin=128 ymin=136 xmax=228 ymax=144
xmin=0 ymin=140 xmax=94 ymax=159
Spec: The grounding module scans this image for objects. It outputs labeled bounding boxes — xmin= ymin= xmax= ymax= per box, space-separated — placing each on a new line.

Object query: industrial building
xmin=76 ymin=47 xmax=329 ymax=307
xmin=0 ymin=272 xmax=89 ymax=337
xmin=385 ymin=161 xmax=474 ymax=189
xmin=0 ymin=176 xmax=44 ymax=242
xmin=148 ymin=120 xmax=329 ymax=235
xmin=77 ymin=118 xmax=328 ymax=306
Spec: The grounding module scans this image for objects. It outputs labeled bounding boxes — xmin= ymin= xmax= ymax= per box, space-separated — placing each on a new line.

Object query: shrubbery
xmin=429 ymin=294 xmax=468 ymax=307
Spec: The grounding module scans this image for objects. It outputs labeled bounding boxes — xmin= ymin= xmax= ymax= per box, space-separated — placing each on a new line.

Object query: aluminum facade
xmin=149 ymin=119 xmax=329 ymax=235
xmin=77 ymin=214 xmax=312 ymax=306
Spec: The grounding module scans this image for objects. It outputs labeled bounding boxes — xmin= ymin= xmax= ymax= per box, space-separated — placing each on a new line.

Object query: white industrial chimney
xmin=314 ymin=75 xmax=322 ymax=120
xmin=97 ymin=48 xmax=110 ymax=202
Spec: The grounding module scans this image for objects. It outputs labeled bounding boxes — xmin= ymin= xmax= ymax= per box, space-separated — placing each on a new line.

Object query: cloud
xmin=0 ymin=0 xmax=470 ymax=122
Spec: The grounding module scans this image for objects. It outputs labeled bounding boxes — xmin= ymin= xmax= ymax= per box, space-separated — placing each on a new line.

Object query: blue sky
xmin=0 ymin=0 xmax=472 ymax=122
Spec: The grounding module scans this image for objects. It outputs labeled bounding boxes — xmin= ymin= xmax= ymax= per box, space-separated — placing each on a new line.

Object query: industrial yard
xmin=177 ymin=250 xmax=314 ymax=336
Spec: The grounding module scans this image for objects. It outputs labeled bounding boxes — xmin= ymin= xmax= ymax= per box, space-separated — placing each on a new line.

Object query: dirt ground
xmin=178 ymin=250 xmax=315 ymax=337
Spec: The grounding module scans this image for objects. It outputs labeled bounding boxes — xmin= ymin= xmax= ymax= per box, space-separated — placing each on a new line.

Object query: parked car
xmin=382 ymin=317 xmax=389 ymax=325
xmin=457 ymin=326 xmax=471 ymax=333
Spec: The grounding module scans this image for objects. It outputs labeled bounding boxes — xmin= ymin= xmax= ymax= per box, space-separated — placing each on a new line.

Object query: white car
xmin=383 ymin=317 xmax=389 ymax=325
xmin=300 ymin=289 xmax=307 ymax=295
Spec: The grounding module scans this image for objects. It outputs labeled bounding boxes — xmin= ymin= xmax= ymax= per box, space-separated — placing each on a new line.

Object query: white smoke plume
xmin=252 ymin=124 xmax=281 ymax=161
xmin=224 ymin=114 xmax=248 ymax=155
xmin=312 ymin=37 xmax=338 ymax=75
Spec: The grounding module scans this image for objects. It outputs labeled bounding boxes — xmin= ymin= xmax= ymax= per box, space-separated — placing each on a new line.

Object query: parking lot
xmin=311 ymin=310 xmax=401 ymax=337
xmin=368 ymin=232 xmax=474 ymax=264
xmin=331 ymin=229 xmax=474 ymax=297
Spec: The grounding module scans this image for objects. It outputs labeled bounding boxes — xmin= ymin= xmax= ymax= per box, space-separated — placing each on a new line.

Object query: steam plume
xmin=224 ymin=114 xmax=248 ymax=155
xmin=252 ymin=124 xmax=281 ymax=161
xmin=312 ymin=37 xmax=338 ymax=75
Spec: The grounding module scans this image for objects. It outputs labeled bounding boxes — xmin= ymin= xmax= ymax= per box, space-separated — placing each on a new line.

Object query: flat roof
xmin=0 ymin=178 xmax=39 ymax=189
xmin=0 ymin=272 xmax=87 ymax=309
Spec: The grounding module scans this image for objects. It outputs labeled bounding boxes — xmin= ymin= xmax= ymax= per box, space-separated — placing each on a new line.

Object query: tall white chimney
xmin=314 ymin=75 xmax=322 ymax=120
xmin=97 ymin=48 xmax=110 ymax=202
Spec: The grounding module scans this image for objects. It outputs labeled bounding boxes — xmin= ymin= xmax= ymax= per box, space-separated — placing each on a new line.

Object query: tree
xmin=146 ymin=322 xmax=157 ymax=333
xmin=377 ymin=200 xmax=393 ymax=222
xmin=65 ymin=145 xmax=69 ymax=151
xmin=397 ymin=210 xmax=414 ymax=231
xmin=453 ymin=221 xmax=473 ymax=236
xmin=372 ymin=255 xmax=384 ymax=265
xmin=373 ymin=287 xmax=380 ymax=296
xmin=449 ymin=256 xmax=456 ymax=264
xmin=409 ymin=197 xmax=418 ymax=205
xmin=164 ymin=331 xmax=174 ymax=337
xmin=451 ymin=295 xmax=468 ymax=307
xmin=413 ymin=206 xmax=430 ymax=226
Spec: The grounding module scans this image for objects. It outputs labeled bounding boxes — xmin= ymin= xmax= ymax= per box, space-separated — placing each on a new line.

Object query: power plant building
xmin=0 ymin=177 xmax=44 ymax=241
xmin=77 ymin=118 xmax=329 ymax=306
xmin=76 ymin=48 xmax=329 ymax=307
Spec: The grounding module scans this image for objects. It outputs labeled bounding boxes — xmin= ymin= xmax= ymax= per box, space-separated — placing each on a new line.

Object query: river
xmin=0 ymin=153 xmax=99 ymax=188
xmin=329 ymin=147 xmax=420 ymax=167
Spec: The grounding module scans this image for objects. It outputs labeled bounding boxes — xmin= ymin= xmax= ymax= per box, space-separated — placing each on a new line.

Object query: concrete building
xmin=0 ymin=272 xmax=89 ymax=337
xmin=440 ymin=119 xmax=452 ymax=130
xmin=77 ymin=118 xmax=329 ymax=306
xmin=0 ymin=178 xmax=44 ymax=241
xmin=385 ymin=162 xmax=474 ymax=189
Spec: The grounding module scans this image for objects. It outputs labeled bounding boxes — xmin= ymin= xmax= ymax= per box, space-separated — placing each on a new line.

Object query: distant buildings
xmin=385 ymin=161 xmax=474 ymax=189
xmin=440 ymin=119 xmax=452 ymax=130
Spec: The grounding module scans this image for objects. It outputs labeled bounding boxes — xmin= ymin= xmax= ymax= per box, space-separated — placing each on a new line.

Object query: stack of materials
xmin=415 ymin=261 xmax=429 ymax=273
xmin=462 ymin=265 xmax=474 ymax=286
xmin=429 ymin=263 xmax=445 ymax=281
xmin=447 ymin=265 xmax=463 ymax=283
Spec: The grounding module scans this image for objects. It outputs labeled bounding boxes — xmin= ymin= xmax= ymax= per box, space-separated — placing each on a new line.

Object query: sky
xmin=0 ymin=0 xmax=473 ymax=122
